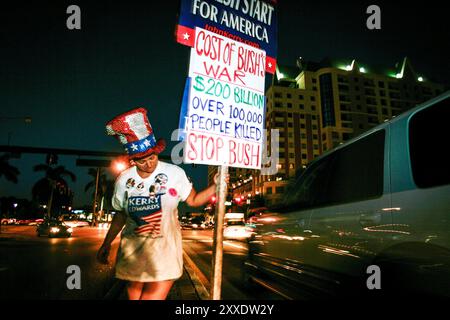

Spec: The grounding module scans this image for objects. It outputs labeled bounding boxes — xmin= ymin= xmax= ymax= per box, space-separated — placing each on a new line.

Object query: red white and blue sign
xmin=176 ymin=0 xmax=277 ymax=74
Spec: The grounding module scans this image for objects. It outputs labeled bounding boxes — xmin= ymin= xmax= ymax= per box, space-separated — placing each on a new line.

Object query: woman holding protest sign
xmin=97 ymin=107 xmax=226 ymax=300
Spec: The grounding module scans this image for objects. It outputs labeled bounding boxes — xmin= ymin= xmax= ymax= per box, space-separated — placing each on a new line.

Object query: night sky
xmin=1 ymin=0 xmax=449 ymax=207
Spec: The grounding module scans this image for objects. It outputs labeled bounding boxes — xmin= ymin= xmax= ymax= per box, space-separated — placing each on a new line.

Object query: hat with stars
xmin=106 ymin=107 xmax=166 ymax=159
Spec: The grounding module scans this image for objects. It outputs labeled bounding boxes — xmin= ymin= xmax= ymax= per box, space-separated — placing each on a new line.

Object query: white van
xmin=245 ymin=91 xmax=450 ymax=299
xmin=224 ymin=213 xmax=253 ymax=240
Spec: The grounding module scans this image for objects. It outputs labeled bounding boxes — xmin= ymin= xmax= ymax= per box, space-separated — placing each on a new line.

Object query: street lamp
xmin=112 ymin=157 xmax=128 ymax=174
xmin=0 ymin=116 xmax=32 ymax=145
xmin=114 ymin=161 xmax=126 ymax=172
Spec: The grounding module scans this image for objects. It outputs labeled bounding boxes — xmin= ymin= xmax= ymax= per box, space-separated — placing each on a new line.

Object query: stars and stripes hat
xmin=106 ymin=107 xmax=166 ymax=159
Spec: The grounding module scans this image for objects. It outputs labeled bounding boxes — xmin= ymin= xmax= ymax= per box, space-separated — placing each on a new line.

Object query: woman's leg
xmin=127 ymin=281 xmax=144 ymax=300
xmin=139 ymin=280 xmax=174 ymax=300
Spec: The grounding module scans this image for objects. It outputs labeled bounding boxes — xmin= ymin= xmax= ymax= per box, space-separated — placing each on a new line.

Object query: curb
xmin=103 ymin=279 xmax=126 ymax=300
xmin=103 ymin=251 xmax=211 ymax=300
xmin=182 ymin=251 xmax=210 ymax=300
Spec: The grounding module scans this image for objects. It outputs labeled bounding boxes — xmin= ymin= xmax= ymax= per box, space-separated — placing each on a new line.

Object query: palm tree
xmin=0 ymin=153 xmax=20 ymax=183
xmin=33 ymin=164 xmax=76 ymax=218
xmin=85 ymin=168 xmax=114 ymax=225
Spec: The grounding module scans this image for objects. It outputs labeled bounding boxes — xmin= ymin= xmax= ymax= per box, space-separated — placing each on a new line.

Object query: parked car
xmin=244 ymin=91 xmax=450 ymax=299
xmin=36 ymin=220 xmax=73 ymax=238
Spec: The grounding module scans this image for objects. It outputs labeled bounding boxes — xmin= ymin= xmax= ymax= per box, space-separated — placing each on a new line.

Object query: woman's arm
xmin=97 ymin=211 xmax=127 ymax=264
xmin=185 ymin=184 xmax=216 ymax=208
xmin=185 ymin=173 xmax=229 ymax=208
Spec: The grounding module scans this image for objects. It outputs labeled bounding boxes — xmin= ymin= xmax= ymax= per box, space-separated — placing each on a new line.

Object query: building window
xmin=275 ymin=186 xmax=285 ymax=194
xmin=275 ymin=102 xmax=282 ymax=108
xmin=299 ymin=104 xmax=305 ymax=109
xmin=311 ymin=105 xmax=316 ymax=111
xmin=366 ymin=98 xmax=377 ymax=105
xmin=342 ymin=133 xmax=351 ymax=140
xmin=266 ymin=187 xmax=273 ymax=195
xmin=287 ymin=93 xmax=292 ymax=99
xmin=302 ymin=154 xmax=307 ymax=159
xmin=287 ymin=103 xmax=293 ymax=108
xmin=312 ymin=78 xmax=317 ymax=83
xmin=275 ymin=92 xmax=282 ymax=98
xmin=341 ymin=114 xmax=352 ymax=121
xmin=299 ymin=95 xmax=304 ymax=100
xmin=378 ymin=81 xmax=385 ymax=88
xmin=311 ymin=96 xmax=316 ymax=101
xmin=338 ymin=76 xmax=348 ymax=83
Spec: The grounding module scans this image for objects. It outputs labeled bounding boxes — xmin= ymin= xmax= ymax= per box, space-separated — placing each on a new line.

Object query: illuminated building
xmin=209 ymin=57 xmax=447 ymax=207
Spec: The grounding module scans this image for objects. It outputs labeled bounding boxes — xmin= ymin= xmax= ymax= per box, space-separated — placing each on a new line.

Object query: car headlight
xmin=67 ymin=228 xmax=73 ymax=233
xmin=50 ymin=227 xmax=60 ymax=233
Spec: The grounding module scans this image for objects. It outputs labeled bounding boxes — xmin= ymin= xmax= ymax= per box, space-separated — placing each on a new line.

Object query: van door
xmin=307 ymin=129 xmax=392 ymax=294
xmin=388 ymin=97 xmax=450 ymax=296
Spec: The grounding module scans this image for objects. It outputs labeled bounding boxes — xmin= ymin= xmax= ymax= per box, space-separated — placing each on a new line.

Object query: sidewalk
xmin=104 ymin=251 xmax=210 ymax=300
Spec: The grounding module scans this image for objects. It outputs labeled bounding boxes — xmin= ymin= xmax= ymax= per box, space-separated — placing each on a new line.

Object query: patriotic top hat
xmin=106 ymin=107 xmax=166 ymax=159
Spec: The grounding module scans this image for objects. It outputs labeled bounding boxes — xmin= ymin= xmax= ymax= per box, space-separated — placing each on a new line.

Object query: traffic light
xmin=46 ymin=153 xmax=58 ymax=165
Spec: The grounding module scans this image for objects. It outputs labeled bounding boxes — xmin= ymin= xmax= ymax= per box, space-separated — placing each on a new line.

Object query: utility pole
xmin=91 ymin=167 xmax=100 ymax=227
xmin=210 ymin=165 xmax=228 ymax=300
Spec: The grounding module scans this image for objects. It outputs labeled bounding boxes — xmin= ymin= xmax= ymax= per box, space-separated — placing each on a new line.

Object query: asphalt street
xmin=0 ymin=226 xmax=282 ymax=300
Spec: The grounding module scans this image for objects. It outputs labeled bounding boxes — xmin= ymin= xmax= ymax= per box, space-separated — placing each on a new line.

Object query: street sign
xmin=76 ymin=159 xmax=111 ymax=167
xmin=176 ymin=0 xmax=278 ymax=74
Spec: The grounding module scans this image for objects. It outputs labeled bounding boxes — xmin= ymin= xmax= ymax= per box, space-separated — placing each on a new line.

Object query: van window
xmin=282 ymin=151 xmax=335 ymax=210
xmin=282 ymin=130 xmax=385 ymax=210
xmin=409 ymin=97 xmax=450 ymax=188
xmin=323 ymin=130 xmax=385 ymax=205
